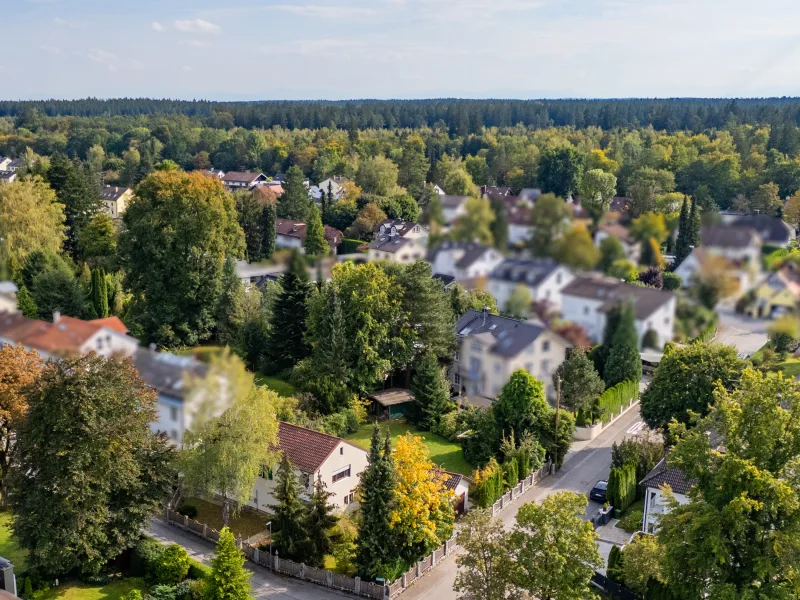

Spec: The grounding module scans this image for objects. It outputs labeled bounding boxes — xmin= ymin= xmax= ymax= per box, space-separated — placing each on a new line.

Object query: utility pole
xmin=552 ymin=376 xmax=561 ymax=475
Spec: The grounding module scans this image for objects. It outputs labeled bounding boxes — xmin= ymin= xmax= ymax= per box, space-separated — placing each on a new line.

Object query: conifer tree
xmin=16 ymin=286 xmax=38 ymax=318
xmin=674 ymin=196 xmax=691 ymax=266
xmin=356 ymin=426 xmax=397 ymax=580
xmin=489 ymin=195 xmax=508 ymax=250
xmin=604 ymin=302 xmax=642 ymax=386
xmin=304 ymin=474 xmax=337 ymax=567
xmin=216 ymin=256 xmax=245 ymax=347
xmin=688 ymin=196 xmax=700 ymax=247
xmin=410 ymin=353 xmax=453 ymax=430
xmin=320 ymin=189 xmax=328 ymax=214
xmin=306 ymin=287 xmax=352 ymax=414
xmin=304 ymin=204 xmax=328 ymax=256
xmin=265 ymin=250 xmax=311 ymax=373
xmin=260 ymin=202 xmax=276 ymax=260
xmin=90 ymin=268 xmax=108 ymax=318
xmin=278 ymin=166 xmax=310 ymax=221
xmin=269 ymin=454 xmax=307 ymax=561
xmin=207 ymin=527 xmax=251 ymax=600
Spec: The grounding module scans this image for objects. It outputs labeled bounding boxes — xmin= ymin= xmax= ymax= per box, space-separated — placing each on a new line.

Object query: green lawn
xmin=0 ymin=512 xmax=26 ymax=571
xmin=253 ymin=374 xmax=296 ymax=397
xmin=39 ymin=578 xmax=147 ymax=600
xmin=775 ymin=358 xmax=800 ymax=377
xmin=344 ymin=421 xmax=474 ymax=476
xmin=181 ymin=497 xmax=269 ymax=539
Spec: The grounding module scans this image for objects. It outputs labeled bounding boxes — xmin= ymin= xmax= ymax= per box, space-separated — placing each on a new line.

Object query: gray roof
xmin=427 ymin=241 xmax=494 ymax=270
xmin=373 ymin=219 xmax=418 ymax=238
xmin=488 ymin=258 xmax=561 ymax=288
xmin=561 ymin=276 xmax=674 ymax=320
xmin=700 ymin=225 xmax=759 ymax=248
xmin=731 ymin=215 xmax=791 ymax=245
xmin=0 ymin=171 xmax=16 ymax=182
xmin=519 ymin=188 xmax=542 ymax=201
xmin=368 ymin=234 xmax=413 ymax=253
xmin=369 ymin=388 xmax=414 ymax=407
xmin=640 ymin=457 xmax=694 ymax=495
xmin=101 ymin=186 xmax=130 ymax=202
xmin=456 ymin=310 xmax=564 ymax=358
xmin=440 ymin=195 xmax=469 ymax=209
xmin=132 ymin=348 xmax=208 ymax=400
xmin=432 ymin=273 xmax=456 ymax=288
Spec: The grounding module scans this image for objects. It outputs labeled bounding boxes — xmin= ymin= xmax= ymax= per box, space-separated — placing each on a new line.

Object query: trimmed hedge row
xmin=598 ymin=380 xmax=638 ymax=425
xmin=607 ymin=463 xmax=637 ymax=512
xmin=690 ymin=316 xmax=718 ymax=344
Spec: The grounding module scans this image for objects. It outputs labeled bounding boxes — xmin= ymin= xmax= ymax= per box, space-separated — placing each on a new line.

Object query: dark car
xmin=589 ymin=480 xmax=608 ymax=503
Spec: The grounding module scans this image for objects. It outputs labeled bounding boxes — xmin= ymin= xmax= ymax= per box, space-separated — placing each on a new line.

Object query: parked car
xmin=589 ymin=480 xmax=608 ymax=503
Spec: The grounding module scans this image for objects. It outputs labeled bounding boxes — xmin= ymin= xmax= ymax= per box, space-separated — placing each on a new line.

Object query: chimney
xmin=292 ymin=224 xmax=298 ymax=232
xmin=52 ymin=311 xmax=61 ymax=324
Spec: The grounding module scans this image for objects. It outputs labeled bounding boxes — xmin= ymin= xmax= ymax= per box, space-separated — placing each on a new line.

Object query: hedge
xmin=607 ymin=463 xmax=637 ymax=512
xmin=598 ymin=380 xmax=638 ymax=425
xmin=471 ymin=457 xmax=504 ymax=508
xmin=690 ymin=316 xmax=718 ymax=344
xmin=339 ymin=238 xmax=367 ymax=254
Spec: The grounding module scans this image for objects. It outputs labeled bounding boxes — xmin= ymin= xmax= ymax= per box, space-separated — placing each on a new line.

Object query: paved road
xmin=402 ymin=405 xmax=645 ymax=600
xmin=715 ymin=306 xmax=769 ymax=356
xmin=148 ymin=519 xmax=350 ymax=600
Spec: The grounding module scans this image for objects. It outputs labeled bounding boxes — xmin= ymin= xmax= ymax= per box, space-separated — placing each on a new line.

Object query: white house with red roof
xmin=248 ymin=422 xmax=369 ymax=513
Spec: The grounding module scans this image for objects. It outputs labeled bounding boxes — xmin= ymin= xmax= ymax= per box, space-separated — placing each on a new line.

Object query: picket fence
xmin=165 ymin=461 xmax=551 ymax=598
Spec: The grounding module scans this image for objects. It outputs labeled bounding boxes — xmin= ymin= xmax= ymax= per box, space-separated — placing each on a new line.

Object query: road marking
xmin=627 ymin=421 xmax=646 ymax=435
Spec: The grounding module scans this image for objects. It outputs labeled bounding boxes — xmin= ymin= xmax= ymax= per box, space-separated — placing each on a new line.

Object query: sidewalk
xmin=147 ymin=519 xmax=350 ymax=600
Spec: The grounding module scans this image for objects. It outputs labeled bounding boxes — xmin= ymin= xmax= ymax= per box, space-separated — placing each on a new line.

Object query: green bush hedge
xmin=339 ymin=238 xmax=367 ymax=254
xmin=154 ymin=545 xmax=191 ymax=585
xmin=607 ymin=463 xmax=637 ymax=511
xmin=690 ymin=316 xmax=718 ymax=344
xmin=598 ymin=380 xmax=638 ymax=425
xmin=471 ymin=458 xmax=505 ymax=508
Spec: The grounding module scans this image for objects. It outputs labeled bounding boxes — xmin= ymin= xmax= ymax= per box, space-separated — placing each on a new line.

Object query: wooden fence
xmin=165 ymin=461 xmax=551 ymax=598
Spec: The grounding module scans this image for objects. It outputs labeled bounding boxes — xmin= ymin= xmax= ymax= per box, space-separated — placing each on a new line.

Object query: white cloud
xmin=152 ymin=21 xmax=165 ymax=32
xmin=267 ymin=4 xmax=376 ymax=18
xmin=174 ymin=18 xmax=221 ymax=34
xmin=87 ymin=48 xmax=119 ymax=71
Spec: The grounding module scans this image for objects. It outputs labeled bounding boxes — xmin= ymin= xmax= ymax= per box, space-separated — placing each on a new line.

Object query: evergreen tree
xmin=304 ymin=474 xmax=337 ymax=567
xmin=216 ymin=256 xmax=245 ymax=347
xmin=265 ymin=250 xmax=311 ymax=373
xmin=688 ymin=196 xmax=700 ymax=247
xmin=260 ymin=202 xmax=276 ymax=260
xmin=90 ymin=268 xmax=109 ymax=318
xmin=269 ymin=454 xmax=308 ymax=561
xmin=278 ymin=165 xmax=310 ymax=221
xmin=553 ymin=348 xmax=605 ymax=415
xmin=674 ymin=196 xmax=691 ymax=266
xmin=320 ymin=189 xmax=328 ymax=214
xmin=304 ymin=204 xmax=328 ymax=256
xmin=356 ymin=426 xmax=397 ymax=580
xmin=47 ymin=154 xmax=103 ymax=256
xmin=604 ymin=302 xmax=642 ymax=386
xmin=16 ymin=286 xmax=38 ymax=318
xmin=410 ymin=353 xmax=453 ymax=430
xmin=207 ymin=527 xmax=251 ymax=600
xmin=489 ymin=195 xmax=508 ymax=250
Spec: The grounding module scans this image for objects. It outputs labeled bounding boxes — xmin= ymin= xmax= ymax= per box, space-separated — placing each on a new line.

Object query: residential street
xmin=715 ymin=306 xmax=769 ymax=356
xmin=147 ymin=519 xmax=352 ymax=600
xmin=402 ymin=405 xmax=646 ymax=600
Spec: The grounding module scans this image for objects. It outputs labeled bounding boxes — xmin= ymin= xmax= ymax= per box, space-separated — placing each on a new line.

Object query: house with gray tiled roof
xmin=640 ymin=456 xmax=693 ymax=533
xmin=488 ymin=258 xmax=574 ymax=314
xmin=427 ymin=241 xmax=504 ymax=284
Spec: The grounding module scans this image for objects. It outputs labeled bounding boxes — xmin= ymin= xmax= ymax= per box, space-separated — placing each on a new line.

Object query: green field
xmin=344 ymin=421 xmax=474 ymax=476
xmin=0 ymin=512 xmax=26 ymax=571
xmin=181 ymin=497 xmax=269 ymax=539
xmin=39 ymin=579 xmax=147 ymax=600
xmin=775 ymin=358 xmax=800 ymax=378
xmin=253 ymin=374 xmax=296 ymax=397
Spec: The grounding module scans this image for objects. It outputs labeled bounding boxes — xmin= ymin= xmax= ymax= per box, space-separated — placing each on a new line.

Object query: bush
xmin=607 ymin=463 xmax=636 ymax=512
xmin=147 ymin=584 xmax=185 ymax=600
xmin=154 ymin=544 xmax=191 ymax=585
xmin=662 ymin=272 xmax=681 ymax=291
xmin=123 ymin=591 xmax=144 ymax=600
xmin=642 ymin=329 xmax=660 ymax=350
xmin=186 ymin=579 xmax=207 ymax=600
xmin=339 ymin=238 xmax=366 ymax=254
xmin=176 ymin=504 xmax=198 ymax=519
xmin=431 ymin=410 xmax=459 ymax=440
xmin=188 ymin=559 xmax=211 ymax=581
xmin=617 ymin=508 xmax=644 ymax=533
xmin=503 ymin=459 xmax=519 ymax=488
xmin=22 ymin=578 xmax=33 ymax=600
xmin=607 ymin=545 xmax=624 ymax=582
xmin=134 ymin=537 xmax=166 ymax=582
xmin=597 ymin=380 xmax=637 ymax=425
xmin=471 ymin=457 xmax=504 ymax=508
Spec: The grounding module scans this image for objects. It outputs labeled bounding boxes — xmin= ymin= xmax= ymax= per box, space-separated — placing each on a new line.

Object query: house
xmin=433 ymin=184 xmax=446 ymax=195
xmin=503 ymin=196 xmax=534 ymax=246
xmin=726 ymin=214 xmax=793 ymax=247
xmin=5 ymin=159 xmax=23 ymax=173
xmin=0 ymin=312 xmax=219 ymax=446
xmin=518 ymin=188 xmax=542 ymax=203
xmin=317 ymin=176 xmax=348 ymax=201
xmin=204 ymin=169 xmax=225 ymax=180
xmin=369 ymin=388 xmax=415 ymax=420
xmin=0 ymin=282 xmax=18 ymax=314
xmin=248 ymin=422 xmax=369 ymax=513
xmin=640 ymin=457 xmax=692 ymax=534
xmin=0 ymin=157 xmax=10 ymax=170
xmin=440 ymin=195 xmax=469 ymax=226
xmin=367 ymin=219 xmax=428 ymax=264
xmin=0 ymin=171 xmax=16 ymax=184
xmin=487 ymin=259 xmax=574 ymax=314
xmin=746 ymin=264 xmax=800 ymax=318
xmin=221 ymin=171 xmax=268 ymax=190
xmin=427 ymin=242 xmax=504 ymax=282
xmin=561 ymin=276 xmax=676 ymax=349
xmin=101 ymin=185 xmax=133 ymax=219
xmin=674 ymin=226 xmax=762 ymax=293
xmin=595 ymin=223 xmax=640 ymax=263
xmin=481 ymin=185 xmax=512 ymax=197
xmin=441 ymin=470 xmax=470 ymax=515
xmin=234 ymin=260 xmax=284 ymax=286
xmin=452 ymin=309 xmax=572 ymax=399
xmin=275 ymin=219 xmax=343 ymax=254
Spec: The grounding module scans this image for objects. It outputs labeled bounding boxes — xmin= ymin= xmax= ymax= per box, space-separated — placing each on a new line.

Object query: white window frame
xmin=332 ymin=465 xmax=351 ymax=483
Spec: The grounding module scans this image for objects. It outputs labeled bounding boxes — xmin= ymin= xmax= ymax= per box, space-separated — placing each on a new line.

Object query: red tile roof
xmin=277 ymin=422 xmax=350 ymax=473
xmin=0 ymin=314 xmax=128 ymax=355
xmin=88 ymin=316 xmax=129 ymax=334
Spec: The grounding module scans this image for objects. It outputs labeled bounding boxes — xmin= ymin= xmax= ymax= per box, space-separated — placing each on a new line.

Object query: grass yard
xmin=615 ymin=498 xmax=645 ymax=533
xmin=39 ymin=578 xmax=147 ymax=600
xmin=344 ymin=421 xmax=474 ymax=476
xmin=0 ymin=512 xmax=26 ymax=571
xmin=774 ymin=358 xmax=800 ymax=378
xmin=181 ymin=497 xmax=269 ymax=540
xmin=253 ymin=374 xmax=296 ymax=397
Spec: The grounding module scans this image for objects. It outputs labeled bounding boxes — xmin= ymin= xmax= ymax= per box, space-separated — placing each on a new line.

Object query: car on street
xmin=589 ymin=480 xmax=608 ymax=503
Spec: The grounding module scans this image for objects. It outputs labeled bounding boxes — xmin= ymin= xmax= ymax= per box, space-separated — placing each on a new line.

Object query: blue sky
xmin=3 ymin=0 xmax=800 ymax=100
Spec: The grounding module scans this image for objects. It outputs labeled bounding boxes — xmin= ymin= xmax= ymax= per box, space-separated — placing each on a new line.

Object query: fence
xmin=591 ymin=571 xmax=642 ymax=600
xmin=165 ymin=461 xmax=551 ymax=598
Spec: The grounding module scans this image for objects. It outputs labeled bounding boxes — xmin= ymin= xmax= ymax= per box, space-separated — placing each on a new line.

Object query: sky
xmin=3 ymin=0 xmax=800 ymax=101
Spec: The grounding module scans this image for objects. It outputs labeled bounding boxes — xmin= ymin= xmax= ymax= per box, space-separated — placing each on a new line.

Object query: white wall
xmin=80 ymin=330 xmax=139 ymax=358
xmin=150 ymin=394 xmax=185 ymax=445
xmin=642 ymin=485 xmax=690 ymax=533
xmin=488 ymin=268 xmax=574 ymax=313
xmin=508 ymin=224 xmax=532 ymax=246
xmin=276 ymin=235 xmax=304 ymax=251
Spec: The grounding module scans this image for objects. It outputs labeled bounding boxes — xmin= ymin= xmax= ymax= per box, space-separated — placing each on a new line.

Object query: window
xmin=97 ymin=338 xmax=104 ymax=350
xmin=469 ymin=357 xmax=481 ymax=374
xmin=583 ymin=306 xmax=589 ymax=315
xmin=454 ymin=351 xmax=460 ymax=361
xmin=556 ymin=273 xmax=562 ymax=284
xmin=302 ymin=474 xmax=311 ymax=488
xmin=332 ymin=466 xmax=351 ymax=483
xmin=344 ymin=491 xmax=356 ymax=505
xmin=470 ymin=341 xmax=483 ymax=353
xmin=170 ymin=406 xmax=178 ymax=421
xmin=340 ymin=447 xmax=344 ymax=455
xmin=542 ymin=340 xmax=550 ymax=352
xmin=170 ymin=429 xmax=178 ymax=440
xmin=454 ymin=373 xmax=461 ymax=385
xmin=541 ymin=360 xmax=550 ymax=374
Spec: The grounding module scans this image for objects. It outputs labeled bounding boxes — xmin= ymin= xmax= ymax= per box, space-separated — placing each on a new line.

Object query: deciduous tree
xmin=529 ymin=193 xmax=570 ymax=258
xmin=579 ymin=168 xmax=617 ymax=229
xmin=454 ymin=509 xmax=518 ymax=600
xmin=0 ymin=178 xmax=65 ymax=268
xmin=356 ymin=155 xmax=399 ymax=196
xmin=553 ymin=349 xmax=605 ymax=415
xmin=451 ymin=196 xmax=494 ymax=245
xmin=538 ymin=147 xmax=585 ymax=198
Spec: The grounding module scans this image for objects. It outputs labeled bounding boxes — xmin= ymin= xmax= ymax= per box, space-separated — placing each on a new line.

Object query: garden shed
xmin=368 ymin=388 xmax=415 ymax=420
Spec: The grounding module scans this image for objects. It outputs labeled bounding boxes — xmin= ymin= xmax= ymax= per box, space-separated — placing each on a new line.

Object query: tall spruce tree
xmin=260 ymin=202 xmax=276 ymax=260
xmin=216 ymin=256 xmax=245 ymax=347
xmin=306 ymin=287 xmax=352 ymax=414
xmin=304 ymin=204 xmax=328 ymax=256
xmin=304 ymin=474 xmax=337 ymax=567
xmin=604 ymin=302 xmax=642 ymax=386
xmin=265 ymin=250 xmax=311 ymax=373
xmin=269 ymin=454 xmax=307 ymax=561
xmin=674 ymin=196 xmax=691 ymax=266
xmin=688 ymin=196 xmax=700 ymax=247
xmin=278 ymin=166 xmax=310 ymax=221
xmin=410 ymin=353 xmax=453 ymax=430
xmin=90 ymin=268 xmax=108 ymax=318
xmin=207 ymin=527 xmax=251 ymax=600
xmin=489 ymin=195 xmax=509 ymax=250
xmin=47 ymin=154 xmax=103 ymax=255
xmin=356 ymin=426 xmax=397 ymax=580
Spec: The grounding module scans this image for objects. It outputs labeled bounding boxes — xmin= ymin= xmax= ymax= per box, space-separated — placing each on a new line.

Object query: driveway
xmin=715 ymin=307 xmax=769 ymax=356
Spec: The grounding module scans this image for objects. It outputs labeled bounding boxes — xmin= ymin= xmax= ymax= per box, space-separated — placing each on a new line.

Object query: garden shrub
xmin=176 ymin=504 xmax=197 ymax=519
xmin=134 ymin=537 xmax=166 ymax=582
xmin=607 ymin=463 xmax=637 ymax=512
xmin=154 ymin=544 xmax=191 ymax=585
xmin=187 ymin=559 xmax=211 ymax=581
xmin=617 ymin=508 xmax=644 ymax=533
xmin=147 ymin=584 xmax=184 ymax=600
xmin=432 ymin=411 xmax=458 ymax=440
xmin=22 ymin=578 xmax=32 ymax=600
xmin=642 ymin=329 xmax=660 ymax=350
xmin=123 ymin=591 xmax=144 ymax=600
xmin=661 ymin=272 xmax=681 ymax=291
xmin=471 ymin=457 xmax=504 ymax=508
xmin=503 ymin=459 xmax=519 ymax=488
xmin=186 ymin=579 xmax=206 ymax=600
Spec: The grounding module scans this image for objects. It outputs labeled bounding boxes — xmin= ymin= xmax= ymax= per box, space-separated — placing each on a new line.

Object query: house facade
xmin=427 ymin=242 xmax=504 ymax=282
xmin=746 ymin=264 xmax=800 ymax=318
xmin=561 ymin=276 xmax=676 ymax=349
xmin=367 ymin=219 xmax=428 ymax=264
xmin=594 ymin=224 xmax=640 ymax=263
xmin=487 ymin=259 xmax=574 ymax=314
xmin=221 ymin=171 xmax=268 ymax=190
xmin=248 ymin=422 xmax=369 ymax=513
xmin=316 ymin=176 xmax=348 ymax=201
xmin=0 ymin=282 xmax=17 ymax=314
xmin=640 ymin=457 xmax=692 ymax=534
xmin=101 ymin=185 xmax=133 ymax=219
xmin=440 ymin=195 xmax=469 ymax=226
xmin=724 ymin=214 xmax=793 ymax=247
xmin=274 ymin=219 xmax=342 ymax=254
xmin=674 ymin=226 xmax=762 ymax=293
xmin=451 ymin=309 xmax=571 ymax=399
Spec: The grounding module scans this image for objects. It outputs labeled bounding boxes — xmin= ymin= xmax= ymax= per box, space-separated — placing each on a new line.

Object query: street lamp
xmin=265 ymin=521 xmax=272 ymax=566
